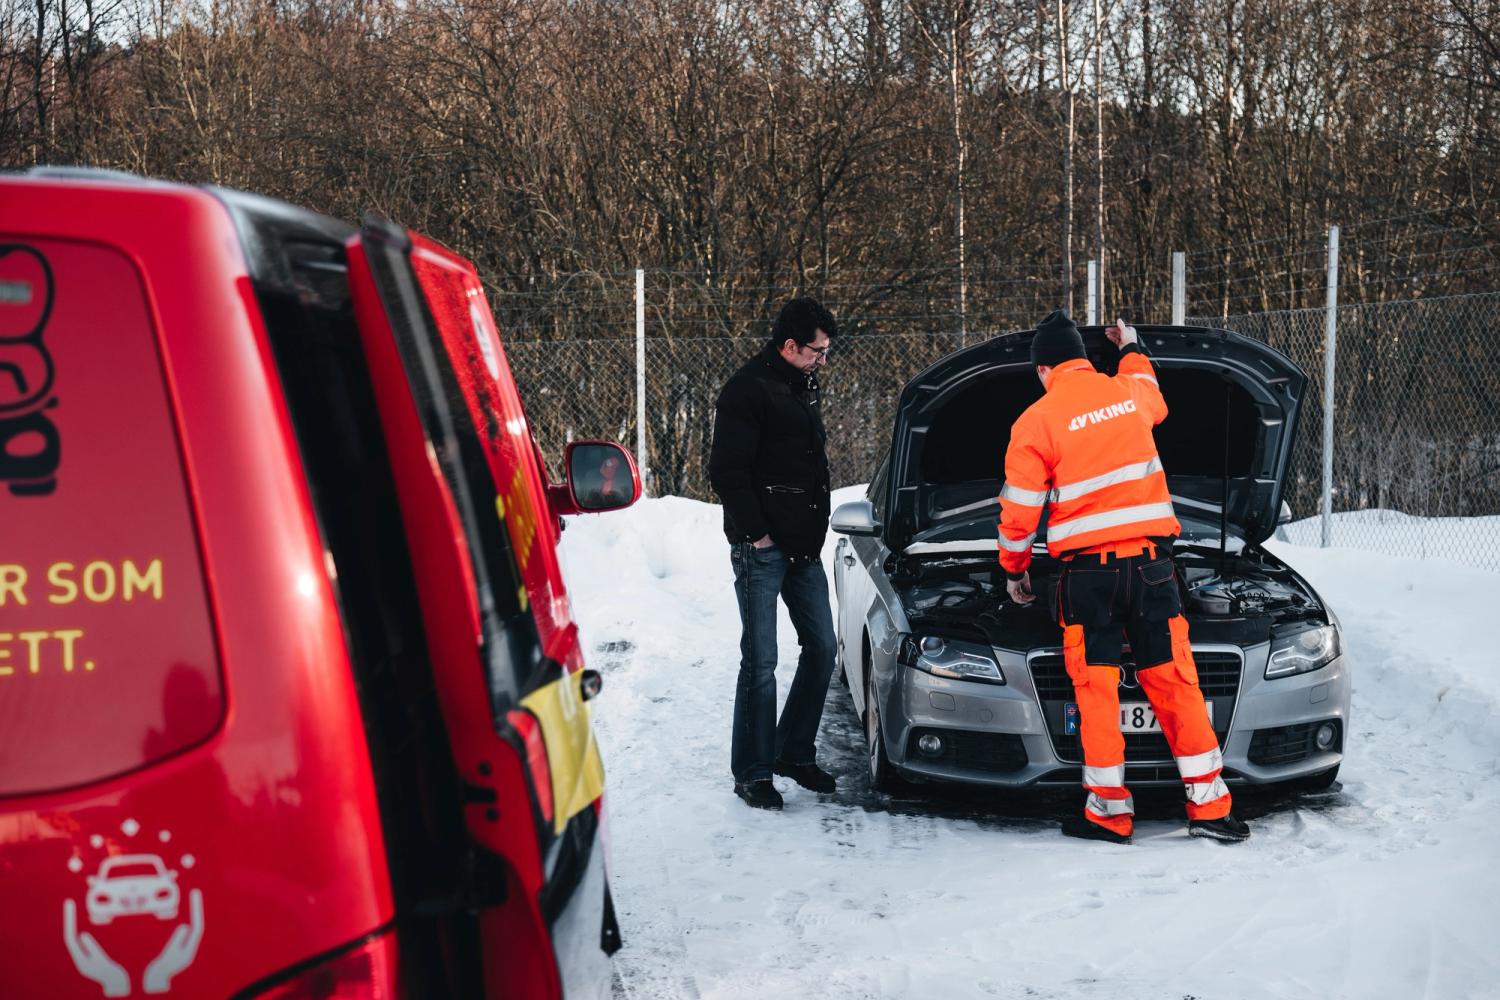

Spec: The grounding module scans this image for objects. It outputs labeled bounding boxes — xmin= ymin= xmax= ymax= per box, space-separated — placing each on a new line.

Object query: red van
xmin=0 ymin=169 xmax=638 ymax=999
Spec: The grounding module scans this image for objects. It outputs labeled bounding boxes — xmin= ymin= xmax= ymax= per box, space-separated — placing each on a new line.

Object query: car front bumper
xmin=888 ymin=641 xmax=1350 ymax=788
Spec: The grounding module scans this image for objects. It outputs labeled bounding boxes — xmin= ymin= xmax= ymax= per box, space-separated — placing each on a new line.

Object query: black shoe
xmin=734 ymin=780 xmax=784 ymax=811
xmin=1189 ymin=813 xmax=1251 ymax=842
xmin=1061 ymin=814 xmax=1132 ymax=844
xmin=773 ymin=759 xmax=837 ymax=793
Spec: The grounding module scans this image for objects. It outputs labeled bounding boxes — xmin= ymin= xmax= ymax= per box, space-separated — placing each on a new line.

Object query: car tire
xmin=864 ymin=663 xmax=900 ymax=794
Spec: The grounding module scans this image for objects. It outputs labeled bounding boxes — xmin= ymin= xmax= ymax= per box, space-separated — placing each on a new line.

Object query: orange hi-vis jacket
xmin=998 ymin=347 xmax=1181 ymax=576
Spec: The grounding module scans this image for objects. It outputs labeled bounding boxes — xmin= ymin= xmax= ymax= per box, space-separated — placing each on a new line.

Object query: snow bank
xmin=561 ymin=496 xmax=1500 ymax=1000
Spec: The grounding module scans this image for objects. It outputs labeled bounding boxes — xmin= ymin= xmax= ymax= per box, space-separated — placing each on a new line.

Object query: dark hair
xmin=770 ymin=297 xmax=838 ymax=348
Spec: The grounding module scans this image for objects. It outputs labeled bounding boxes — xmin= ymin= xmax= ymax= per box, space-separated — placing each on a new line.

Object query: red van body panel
xmin=1 ymin=180 xmax=394 ymax=995
xmin=1 ymin=174 xmax=624 ymax=999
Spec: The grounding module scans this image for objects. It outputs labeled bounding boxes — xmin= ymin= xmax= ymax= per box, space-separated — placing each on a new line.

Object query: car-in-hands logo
xmin=0 ymin=244 xmax=60 ymax=497
xmin=63 ymin=818 xmax=205 ymax=997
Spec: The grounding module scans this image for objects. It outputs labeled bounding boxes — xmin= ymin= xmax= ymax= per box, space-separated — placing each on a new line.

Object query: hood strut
xmin=1220 ymin=380 xmax=1231 ymax=573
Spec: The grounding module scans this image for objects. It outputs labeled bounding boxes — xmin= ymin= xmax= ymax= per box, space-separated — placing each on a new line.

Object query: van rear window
xmin=0 ymin=240 xmax=222 ymax=796
xmin=358 ymin=230 xmax=544 ymax=715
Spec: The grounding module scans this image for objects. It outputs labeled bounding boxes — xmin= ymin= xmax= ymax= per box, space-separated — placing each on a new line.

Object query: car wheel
xmin=1293 ymin=764 xmax=1340 ymax=792
xmin=864 ymin=664 xmax=899 ymax=793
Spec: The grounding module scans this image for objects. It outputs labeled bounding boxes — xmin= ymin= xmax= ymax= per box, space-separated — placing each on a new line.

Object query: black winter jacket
xmin=708 ymin=346 xmax=831 ymax=563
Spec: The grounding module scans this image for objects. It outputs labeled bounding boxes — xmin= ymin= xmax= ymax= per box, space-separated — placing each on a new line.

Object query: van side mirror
xmin=831 ymin=499 xmax=881 ymax=537
xmin=549 ymin=441 xmax=642 ymax=515
xmin=1277 ymin=501 xmax=1293 ymax=526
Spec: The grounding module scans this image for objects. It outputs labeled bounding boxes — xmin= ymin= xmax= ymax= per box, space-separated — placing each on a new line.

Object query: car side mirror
xmin=831 ymin=499 xmax=881 ymax=537
xmin=549 ymin=441 xmax=642 ymax=515
xmin=1277 ymin=500 xmax=1293 ymax=526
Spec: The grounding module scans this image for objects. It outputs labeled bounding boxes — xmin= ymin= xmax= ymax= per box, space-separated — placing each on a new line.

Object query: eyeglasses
xmin=803 ymin=343 xmax=830 ymax=358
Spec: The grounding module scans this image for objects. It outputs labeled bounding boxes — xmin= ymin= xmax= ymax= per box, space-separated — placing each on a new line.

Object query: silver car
xmin=831 ymin=324 xmax=1350 ymax=794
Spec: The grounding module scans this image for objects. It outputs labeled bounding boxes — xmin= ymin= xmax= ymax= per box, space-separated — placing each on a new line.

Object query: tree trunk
xmin=1058 ymin=0 xmax=1073 ymax=314
xmin=1094 ymin=0 xmax=1105 ymax=321
xmin=949 ymin=6 xmax=968 ymax=342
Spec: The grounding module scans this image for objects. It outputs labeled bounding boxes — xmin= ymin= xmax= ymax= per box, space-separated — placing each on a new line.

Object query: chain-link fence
xmin=507 ymin=331 xmax=968 ymax=499
xmin=506 ymin=280 xmax=1500 ymax=573
xmin=1192 ymin=291 xmax=1500 ymax=570
xmin=636 ymin=333 xmax=977 ymax=499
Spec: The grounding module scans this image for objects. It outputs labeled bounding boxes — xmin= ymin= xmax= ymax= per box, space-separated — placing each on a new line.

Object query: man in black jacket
xmin=709 ymin=297 xmax=840 ymax=810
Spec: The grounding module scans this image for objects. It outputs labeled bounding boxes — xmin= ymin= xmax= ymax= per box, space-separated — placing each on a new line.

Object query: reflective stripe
xmin=1184 ymin=776 xmax=1230 ymax=806
xmin=1053 ymin=456 xmax=1164 ymax=503
xmin=1046 ymin=502 xmax=1178 ymax=544
xmin=1130 ymin=373 xmax=1159 ymax=387
xmin=1001 ymin=483 xmax=1050 ymax=507
xmin=1084 ymin=764 xmax=1124 ymax=788
xmin=1086 ymin=791 xmax=1135 ymax=817
xmin=1175 ymin=747 xmax=1224 ymax=780
xmin=997 ymin=531 xmax=1036 ymax=553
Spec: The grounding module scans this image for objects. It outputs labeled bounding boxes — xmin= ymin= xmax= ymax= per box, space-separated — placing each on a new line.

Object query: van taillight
xmin=505 ymin=709 xmax=554 ymax=825
xmin=243 ymin=931 xmax=400 ymax=1000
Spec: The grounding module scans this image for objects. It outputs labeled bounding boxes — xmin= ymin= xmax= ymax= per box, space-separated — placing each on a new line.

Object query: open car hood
xmin=883 ymin=325 xmax=1308 ymax=550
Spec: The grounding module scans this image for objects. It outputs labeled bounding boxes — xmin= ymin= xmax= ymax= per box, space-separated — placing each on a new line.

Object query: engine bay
xmin=894 ymin=543 xmax=1328 ymax=649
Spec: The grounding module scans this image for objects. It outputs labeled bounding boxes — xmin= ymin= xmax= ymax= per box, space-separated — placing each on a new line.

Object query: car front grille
xmin=1248 ymin=721 xmax=1340 ymax=765
xmin=905 ymin=727 xmax=1028 ymax=774
xmin=1029 ymin=650 xmax=1242 ymax=764
xmin=1030 ymin=651 xmax=1242 ymax=698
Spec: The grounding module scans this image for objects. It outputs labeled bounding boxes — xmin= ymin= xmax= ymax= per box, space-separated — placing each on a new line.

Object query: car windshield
xmin=103 ymin=861 xmax=161 ymax=878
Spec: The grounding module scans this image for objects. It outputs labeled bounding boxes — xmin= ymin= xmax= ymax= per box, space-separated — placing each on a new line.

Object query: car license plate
xmin=1064 ymin=702 xmax=1213 ymax=734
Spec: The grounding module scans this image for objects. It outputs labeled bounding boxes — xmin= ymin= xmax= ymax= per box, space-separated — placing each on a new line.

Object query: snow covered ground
xmin=562 ymin=491 xmax=1500 ymax=1000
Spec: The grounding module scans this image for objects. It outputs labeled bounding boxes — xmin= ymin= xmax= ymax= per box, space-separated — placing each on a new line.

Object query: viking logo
xmin=0 ymin=245 xmax=59 ymax=497
xmin=1067 ymin=397 xmax=1136 ymax=432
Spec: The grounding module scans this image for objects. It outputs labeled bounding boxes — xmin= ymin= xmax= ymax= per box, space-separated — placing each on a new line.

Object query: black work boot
xmin=734 ymin=780 xmax=784 ymax=811
xmin=1189 ymin=813 xmax=1251 ymax=842
xmin=1061 ymin=814 xmax=1132 ymax=844
xmin=773 ymin=759 xmax=837 ymax=793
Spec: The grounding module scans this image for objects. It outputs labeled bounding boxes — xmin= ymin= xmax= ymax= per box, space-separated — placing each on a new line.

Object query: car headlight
xmin=899 ymin=635 xmax=1005 ymax=685
xmin=1266 ymin=624 xmax=1341 ymax=679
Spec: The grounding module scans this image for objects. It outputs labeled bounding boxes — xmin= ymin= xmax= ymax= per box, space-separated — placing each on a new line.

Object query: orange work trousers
xmin=1057 ymin=540 xmax=1231 ymax=837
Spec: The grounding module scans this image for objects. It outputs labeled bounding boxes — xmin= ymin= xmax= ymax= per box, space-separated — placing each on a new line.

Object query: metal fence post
xmin=1321 ymin=226 xmax=1340 ymax=547
xmin=1086 ymin=260 xmax=1098 ymax=325
xmin=635 ymin=268 xmax=649 ymax=495
xmin=1171 ymin=252 xmax=1185 ymax=325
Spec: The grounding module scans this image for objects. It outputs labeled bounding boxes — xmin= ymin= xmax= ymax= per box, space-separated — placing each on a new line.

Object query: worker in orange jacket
xmin=1000 ymin=310 xmax=1250 ymax=844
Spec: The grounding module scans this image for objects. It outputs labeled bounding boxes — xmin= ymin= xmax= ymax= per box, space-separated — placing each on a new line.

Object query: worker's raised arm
xmin=1107 ymin=318 xmax=1168 ymax=424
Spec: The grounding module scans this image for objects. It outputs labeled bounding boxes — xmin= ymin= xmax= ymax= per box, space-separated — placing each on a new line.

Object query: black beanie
xmin=1030 ymin=309 xmax=1086 ymax=368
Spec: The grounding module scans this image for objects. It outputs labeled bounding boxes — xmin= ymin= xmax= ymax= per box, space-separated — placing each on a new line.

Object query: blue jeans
xmin=729 ymin=542 xmax=837 ymax=783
